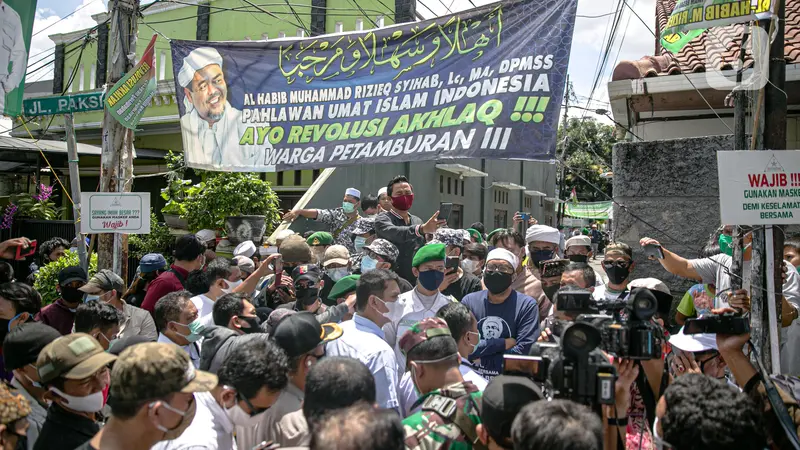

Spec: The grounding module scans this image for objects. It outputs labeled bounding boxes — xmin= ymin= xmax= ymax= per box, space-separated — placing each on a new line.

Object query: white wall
xmin=632 ymin=115 xmax=800 ymax=149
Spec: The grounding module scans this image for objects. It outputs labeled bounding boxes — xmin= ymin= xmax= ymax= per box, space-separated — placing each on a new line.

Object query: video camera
xmin=504 ymin=322 xmax=617 ymax=407
xmin=684 ymin=311 xmax=750 ymax=335
xmin=555 ymin=288 xmax=664 ymax=360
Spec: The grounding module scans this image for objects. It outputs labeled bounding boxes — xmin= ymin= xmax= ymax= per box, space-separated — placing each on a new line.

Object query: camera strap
xmin=634 ymin=361 xmax=669 ymax=431
xmin=749 ymin=342 xmax=800 ymax=450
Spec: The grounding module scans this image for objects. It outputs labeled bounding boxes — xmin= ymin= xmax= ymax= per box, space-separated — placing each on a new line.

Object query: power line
xmin=32 ymin=0 xmax=101 ymax=38
xmin=577 ymin=10 xmax=622 ymax=19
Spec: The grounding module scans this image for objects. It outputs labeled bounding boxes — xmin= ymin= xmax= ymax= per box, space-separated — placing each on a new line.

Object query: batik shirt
xmin=315 ymin=208 xmax=360 ymax=253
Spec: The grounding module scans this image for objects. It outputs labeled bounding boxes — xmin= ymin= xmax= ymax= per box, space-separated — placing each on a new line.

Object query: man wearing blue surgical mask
xmin=385 ymin=243 xmax=453 ymax=370
xmin=282 ymin=188 xmax=363 ymax=254
xmin=154 ymin=291 xmax=204 ymax=368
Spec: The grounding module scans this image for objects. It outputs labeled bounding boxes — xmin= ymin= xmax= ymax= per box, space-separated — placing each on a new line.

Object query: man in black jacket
xmin=374 ymin=175 xmax=444 ymax=284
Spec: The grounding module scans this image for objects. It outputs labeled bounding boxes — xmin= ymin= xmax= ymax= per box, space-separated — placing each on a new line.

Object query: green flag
xmin=660 ymin=29 xmax=705 ymax=54
xmin=105 ymin=35 xmax=158 ymax=129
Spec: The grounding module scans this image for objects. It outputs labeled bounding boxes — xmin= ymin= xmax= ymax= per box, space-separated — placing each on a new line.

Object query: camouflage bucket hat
xmin=432 ymin=228 xmax=465 ymax=248
xmin=110 ymin=342 xmax=217 ymax=405
xmin=363 ymin=239 xmax=399 ymax=262
xmin=351 ymin=217 xmax=375 ymax=236
xmin=399 ymin=317 xmax=452 ymax=357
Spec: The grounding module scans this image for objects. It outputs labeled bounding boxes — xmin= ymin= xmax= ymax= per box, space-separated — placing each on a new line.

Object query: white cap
xmin=486 ymin=248 xmax=519 ymax=270
xmin=345 ymin=188 xmax=361 ymax=199
xmin=565 ymin=235 xmax=591 ymax=249
xmin=461 ymin=230 xmax=471 ymax=242
xmin=195 ymin=229 xmax=216 ymax=243
xmin=378 ymin=187 xmax=388 ymax=197
xmin=525 ymin=225 xmax=561 ymax=245
xmin=669 ymin=327 xmax=718 ymax=352
xmin=232 ymin=255 xmax=255 ymax=273
xmin=178 ymin=47 xmax=223 ymax=88
xmin=628 ymin=278 xmax=671 ymax=296
xmin=233 ymin=240 xmax=257 ymax=258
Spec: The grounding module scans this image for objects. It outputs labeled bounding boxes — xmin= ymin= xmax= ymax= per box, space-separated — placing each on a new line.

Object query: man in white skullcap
xmin=461 ymin=247 xmax=540 ymax=379
xmin=565 ymin=235 xmax=605 ymax=286
xmin=178 ymin=47 xmax=259 ymax=169
xmin=282 ymin=188 xmax=363 ymax=253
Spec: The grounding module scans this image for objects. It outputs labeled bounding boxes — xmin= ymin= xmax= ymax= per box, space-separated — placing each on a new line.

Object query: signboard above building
xmin=81 ymin=193 xmax=151 ymax=234
xmin=717 ymin=151 xmax=800 ymax=225
xmin=23 ymin=92 xmax=105 ymax=117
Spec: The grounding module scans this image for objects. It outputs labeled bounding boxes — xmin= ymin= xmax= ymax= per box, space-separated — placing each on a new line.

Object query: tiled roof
xmin=612 ymin=0 xmax=800 ymax=80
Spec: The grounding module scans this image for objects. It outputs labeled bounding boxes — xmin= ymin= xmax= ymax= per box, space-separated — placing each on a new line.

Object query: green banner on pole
xmin=23 ymin=92 xmax=105 ymax=117
xmin=564 ymin=201 xmax=613 ymax=219
xmin=1 ymin=0 xmax=37 ymax=118
xmin=105 ymin=35 xmax=158 ymax=129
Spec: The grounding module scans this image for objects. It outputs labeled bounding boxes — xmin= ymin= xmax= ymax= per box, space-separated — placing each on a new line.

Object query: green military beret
xmin=328 ymin=274 xmax=360 ymax=301
xmin=486 ymin=228 xmax=506 ymax=243
xmin=307 ymin=232 xmax=333 ymax=247
xmin=412 ymin=243 xmax=446 ymax=268
xmin=466 ymin=228 xmax=484 ymax=244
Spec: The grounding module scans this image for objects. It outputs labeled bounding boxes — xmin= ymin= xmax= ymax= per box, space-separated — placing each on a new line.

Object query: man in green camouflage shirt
xmin=399 ymin=317 xmax=486 ymax=450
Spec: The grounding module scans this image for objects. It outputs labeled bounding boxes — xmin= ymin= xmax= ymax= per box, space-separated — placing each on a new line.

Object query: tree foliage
xmin=557 ymin=117 xmax=617 ymax=202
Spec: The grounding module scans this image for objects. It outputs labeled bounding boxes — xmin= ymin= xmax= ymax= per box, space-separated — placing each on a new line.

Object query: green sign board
xmin=22 ymin=92 xmax=105 ymax=117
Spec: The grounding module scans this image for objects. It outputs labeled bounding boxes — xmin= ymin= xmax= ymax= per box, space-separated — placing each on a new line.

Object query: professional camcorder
xmin=555 ymin=288 xmax=664 ymax=360
xmin=684 ymin=311 xmax=750 ymax=335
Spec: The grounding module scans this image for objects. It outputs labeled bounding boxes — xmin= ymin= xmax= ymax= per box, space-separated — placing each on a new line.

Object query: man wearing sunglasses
xmin=592 ymin=242 xmax=637 ymax=303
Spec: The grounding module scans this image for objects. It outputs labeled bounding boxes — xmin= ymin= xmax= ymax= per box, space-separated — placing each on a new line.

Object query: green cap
xmin=399 ymin=317 xmax=452 ymax=356
xmin=412 ymin=243 xmax=446 ymax=268
xmin=486 ymin=228 xmax=507 ymax=243
xmin=328 ymin=274 xmax=360 ymax=301
xmin=37 ymin=333 xmax=118 ymax=384
xmin=466 ymin=228 xmax=484 ymax=244
xmin=307 ymin=232 xmax=333 ymax=247
xmin=110 ymin=342 xmax=217 ymax=405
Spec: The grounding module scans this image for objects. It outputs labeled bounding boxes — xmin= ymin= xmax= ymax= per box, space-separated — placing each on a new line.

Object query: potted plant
xmin=183 ymin=173 xmax=281 ymax=245
xmin=160 ymin=151 xmax=190 ymax=230
xmin=1 ymin=184 xmax=67 ymax=231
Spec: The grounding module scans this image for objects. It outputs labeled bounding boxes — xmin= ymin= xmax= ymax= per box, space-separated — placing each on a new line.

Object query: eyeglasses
xmin=602 ymin=260 xmax=631 ymax=269
xmin=485 ymin=265 xmax=514 ymax=275
xmin=238 ymin=392 xmax=269 ymax=416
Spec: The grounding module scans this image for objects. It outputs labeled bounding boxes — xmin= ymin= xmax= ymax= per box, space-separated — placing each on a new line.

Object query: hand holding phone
xmin=15 ymin=240 xmax=36 ymax=260
xmin=643 ymin=243 xmax=665 ymax=260
xmin=438 ymin=203 xmax=453 ymax=221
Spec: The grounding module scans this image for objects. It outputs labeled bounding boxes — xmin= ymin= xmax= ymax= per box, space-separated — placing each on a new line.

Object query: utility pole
xmin=99 ymin=0 xmax=139 ymax=275
xmin=751 ymin=0 xmax=786 ymax=373
xmin=557 ymin=76 xmax=570 ymax=225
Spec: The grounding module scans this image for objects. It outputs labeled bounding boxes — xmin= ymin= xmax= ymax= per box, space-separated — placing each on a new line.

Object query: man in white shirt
xmin=154 ymin=339 xmax=290 ymax=450
xmin=326 ymin=269 xmax=402 ymax=412
xmin=0 ymin=1 xmax=26 ymax=114
xmin=191 ymin=258 xmax=241 ymax=319
xmin=397 ymin=302 xmax=488 ymax=416
xmin=385 ymin=243 xmax=452 ymax=370
xmin=154 ymin=291 xmax=204 ymax=368
xmin=177 ymin=47 xmax=261 ymax=170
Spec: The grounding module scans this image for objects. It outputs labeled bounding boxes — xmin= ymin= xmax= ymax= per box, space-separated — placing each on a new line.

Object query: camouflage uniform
xmin=316 ymin=208 xmax=363 ymax=253
xmin=402 ymin=381 xmax=485 ymax=450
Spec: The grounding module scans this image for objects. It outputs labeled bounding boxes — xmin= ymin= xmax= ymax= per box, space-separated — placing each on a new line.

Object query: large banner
xmin=662 ymin=0 xmax=773 ymax=38
xmin=106 ymin=35 xmax=158 ymax=129
xmin=1 ymin=0 xmax=37 ymax=118
xmin=171 ymin=0 xmax=577 ymax=172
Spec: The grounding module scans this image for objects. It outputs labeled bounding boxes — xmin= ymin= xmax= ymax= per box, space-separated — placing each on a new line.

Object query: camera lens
xmin=562 ymin=322 xmax=601 ymax=358
xmin=628 ymin=288 xmax=658 ymax=321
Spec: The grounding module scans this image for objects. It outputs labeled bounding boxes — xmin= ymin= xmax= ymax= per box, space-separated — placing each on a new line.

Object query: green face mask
xmin=719 ymin=234 xmax=733 ymax=256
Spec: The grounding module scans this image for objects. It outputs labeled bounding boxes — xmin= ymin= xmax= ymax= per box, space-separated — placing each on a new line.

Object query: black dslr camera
xmin=684 ymin=312 xmax=750 ymax=335
xmin=504 ymin=322 xmax=617 ymax=407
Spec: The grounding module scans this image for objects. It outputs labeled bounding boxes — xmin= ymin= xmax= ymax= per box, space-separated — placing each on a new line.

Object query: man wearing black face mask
xmin=35 ymin=266 xmax=87 ymax=335
xmin=200 ymin=293 xmax=271 ymax=374
xmin=592 ymin=242 xmax=636 ymax=303
xmin=564 ymin=236 xmax=605 ymax=287
xmin=279 ymin=267 xmax=351 ymax=325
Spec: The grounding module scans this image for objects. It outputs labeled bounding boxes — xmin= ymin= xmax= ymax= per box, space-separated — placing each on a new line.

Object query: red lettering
xmin=748 ymin=173 xmax=763 ymax=187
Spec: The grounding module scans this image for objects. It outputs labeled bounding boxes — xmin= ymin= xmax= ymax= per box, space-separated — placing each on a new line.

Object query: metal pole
xmin=733 ymin=30 xmax=749 ymax=151
xmin=64 ymin=114 xmax=87 ymax=272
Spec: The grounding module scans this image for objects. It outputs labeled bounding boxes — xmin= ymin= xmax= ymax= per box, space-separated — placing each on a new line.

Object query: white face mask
xmin=371 ymin=295 xmax=395 ymax=320
xmin=326 ymin=267 xmax=349 ymax=282
xmin=221 ymin=279 xmax=243 ymax=294
xmin=226 ymin=403 xmax=267 ymax=428
xmin=461 ymin=259 xmax=480 ymax=274
xmin=50 ymin=387 xmax=105 ymax=412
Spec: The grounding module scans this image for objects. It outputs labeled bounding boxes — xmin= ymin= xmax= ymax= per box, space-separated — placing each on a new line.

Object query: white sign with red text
xmin=81 ymin=193 xmax=151 ymax=234
xmin=717 ymin=150 xmax=800 ymax=225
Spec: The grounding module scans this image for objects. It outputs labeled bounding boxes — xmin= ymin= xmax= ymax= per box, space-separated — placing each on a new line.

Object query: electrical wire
xmin=345 ymin=0 xmax=380 ymax=28
xmin=32 ymin=0 xmax=101 ymax=38
xmin=577 ymin=10 xmax=622 ymax=19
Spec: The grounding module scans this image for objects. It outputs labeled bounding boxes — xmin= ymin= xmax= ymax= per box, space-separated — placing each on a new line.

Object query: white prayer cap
xmin=565 ymin=235 xmax=591 ymax=249
xmin=195 ymin=229 xmax=216 ymax=243
xmin=178 ymin=47 xmax=223 ymax=88
xmin=378 ymin=187 xmax=388 ymax=197
xmin=525 ymin=225 xmax=561 ymax=245
xmin=234 ymin=240 xmax=256 ymax=258
xmin=486 ymin=248 xmax=519 ymax=270
xmin=345 ymin=188 xmax=361 ymax=199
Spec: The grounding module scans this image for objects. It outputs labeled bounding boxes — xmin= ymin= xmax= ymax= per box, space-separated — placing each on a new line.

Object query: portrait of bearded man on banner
xmin=177 ymin=47 xmax=262 ymax=170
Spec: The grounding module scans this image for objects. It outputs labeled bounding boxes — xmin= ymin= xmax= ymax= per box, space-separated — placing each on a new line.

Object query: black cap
xmin=271 ymin=312 xmax=342 ymax=358
xmin=291 ymin=264 xmax=321 ymax=283
xmin=58 ymin=266 xmax=88 ymax=286
xmin=481 ymin=375 xmax=544 ymax=446
xmin=3 ymin=322 xmax=61 ymax=371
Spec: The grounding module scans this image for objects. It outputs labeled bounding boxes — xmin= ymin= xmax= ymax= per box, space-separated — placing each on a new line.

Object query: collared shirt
xmin=397 ymin=359 xmax=489 ymax=417
xmin=142 ymin=265 xmax=191 ymax=313
xmin=190 ymin=294 xmax=216 ymax=318
xmin=119 ymin=302 xmax=158 ymax=341
xmin=237 ymin=383 xmax=304 ymax=450
xmin=385 ymin=288 xmax=454 ymax=370
xmin=181 ymin=103 xmax=261 ymax=170
xmin=151 ymin=391 xmax=236 ymax=450
xmin=326 ymin=314 xmax=400 ymax=411
xmin=401 ymin=381 xmax=482 ymax=450
xmin=0 ymin=2 xmax=26 ymax=111
xmin=11 ymin=378 xmax=46 ymax=450
xmin=374 ymin=210 xmax=424 ymax=284
xmin=35 ymin=299 xmax=76 ymax=335
xmin=33 ymin=403 xmax=101 ymax=450
xmin=315 ymin=208 xmax=360 ymax=253
xmin=274 ymin=410 xmax=310 ymax=448
xmin=158 ymin=333 xmax=201 ymax=368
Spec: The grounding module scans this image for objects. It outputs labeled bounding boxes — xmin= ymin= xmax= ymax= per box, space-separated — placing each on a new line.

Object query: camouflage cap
xmin=432 ymin=228 xmax=465 ymax=248
xmin=363 ymin=239 xmax=398 ymax=263
xmin=110 ymin=342 xmax=217 ymax=405
xmin=37 ymin=333 xmax=117 ymax=384
xmin=0 ymin=384 xmax=30 ymax=426
xmin=350 ymin=217 xmax=375 ymax=236
xmin=307 ymin=232 xmax=333 ymax=247
xmin=399 ymin=317 xmax=452 ymax=356
xmin=79 ymin=269 xmax=125 ymax=294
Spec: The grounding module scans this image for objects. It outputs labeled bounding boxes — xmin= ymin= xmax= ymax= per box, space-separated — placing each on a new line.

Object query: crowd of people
xmin=0 ymin=175 xmax=795 ymax=450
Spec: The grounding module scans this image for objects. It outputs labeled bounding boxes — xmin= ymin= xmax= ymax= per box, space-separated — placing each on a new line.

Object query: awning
xmin=524 ymin=190 xmax=547 ymax=196
xmin=564 ymin=201 xmax=613 ymax=219
xmin=492 ymin=181 xmax=526 ymax=190
xmin=435 ymin=163 xmax=488 ymax=178
xmin=0 ymin=136 xmax=104 ymax=155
